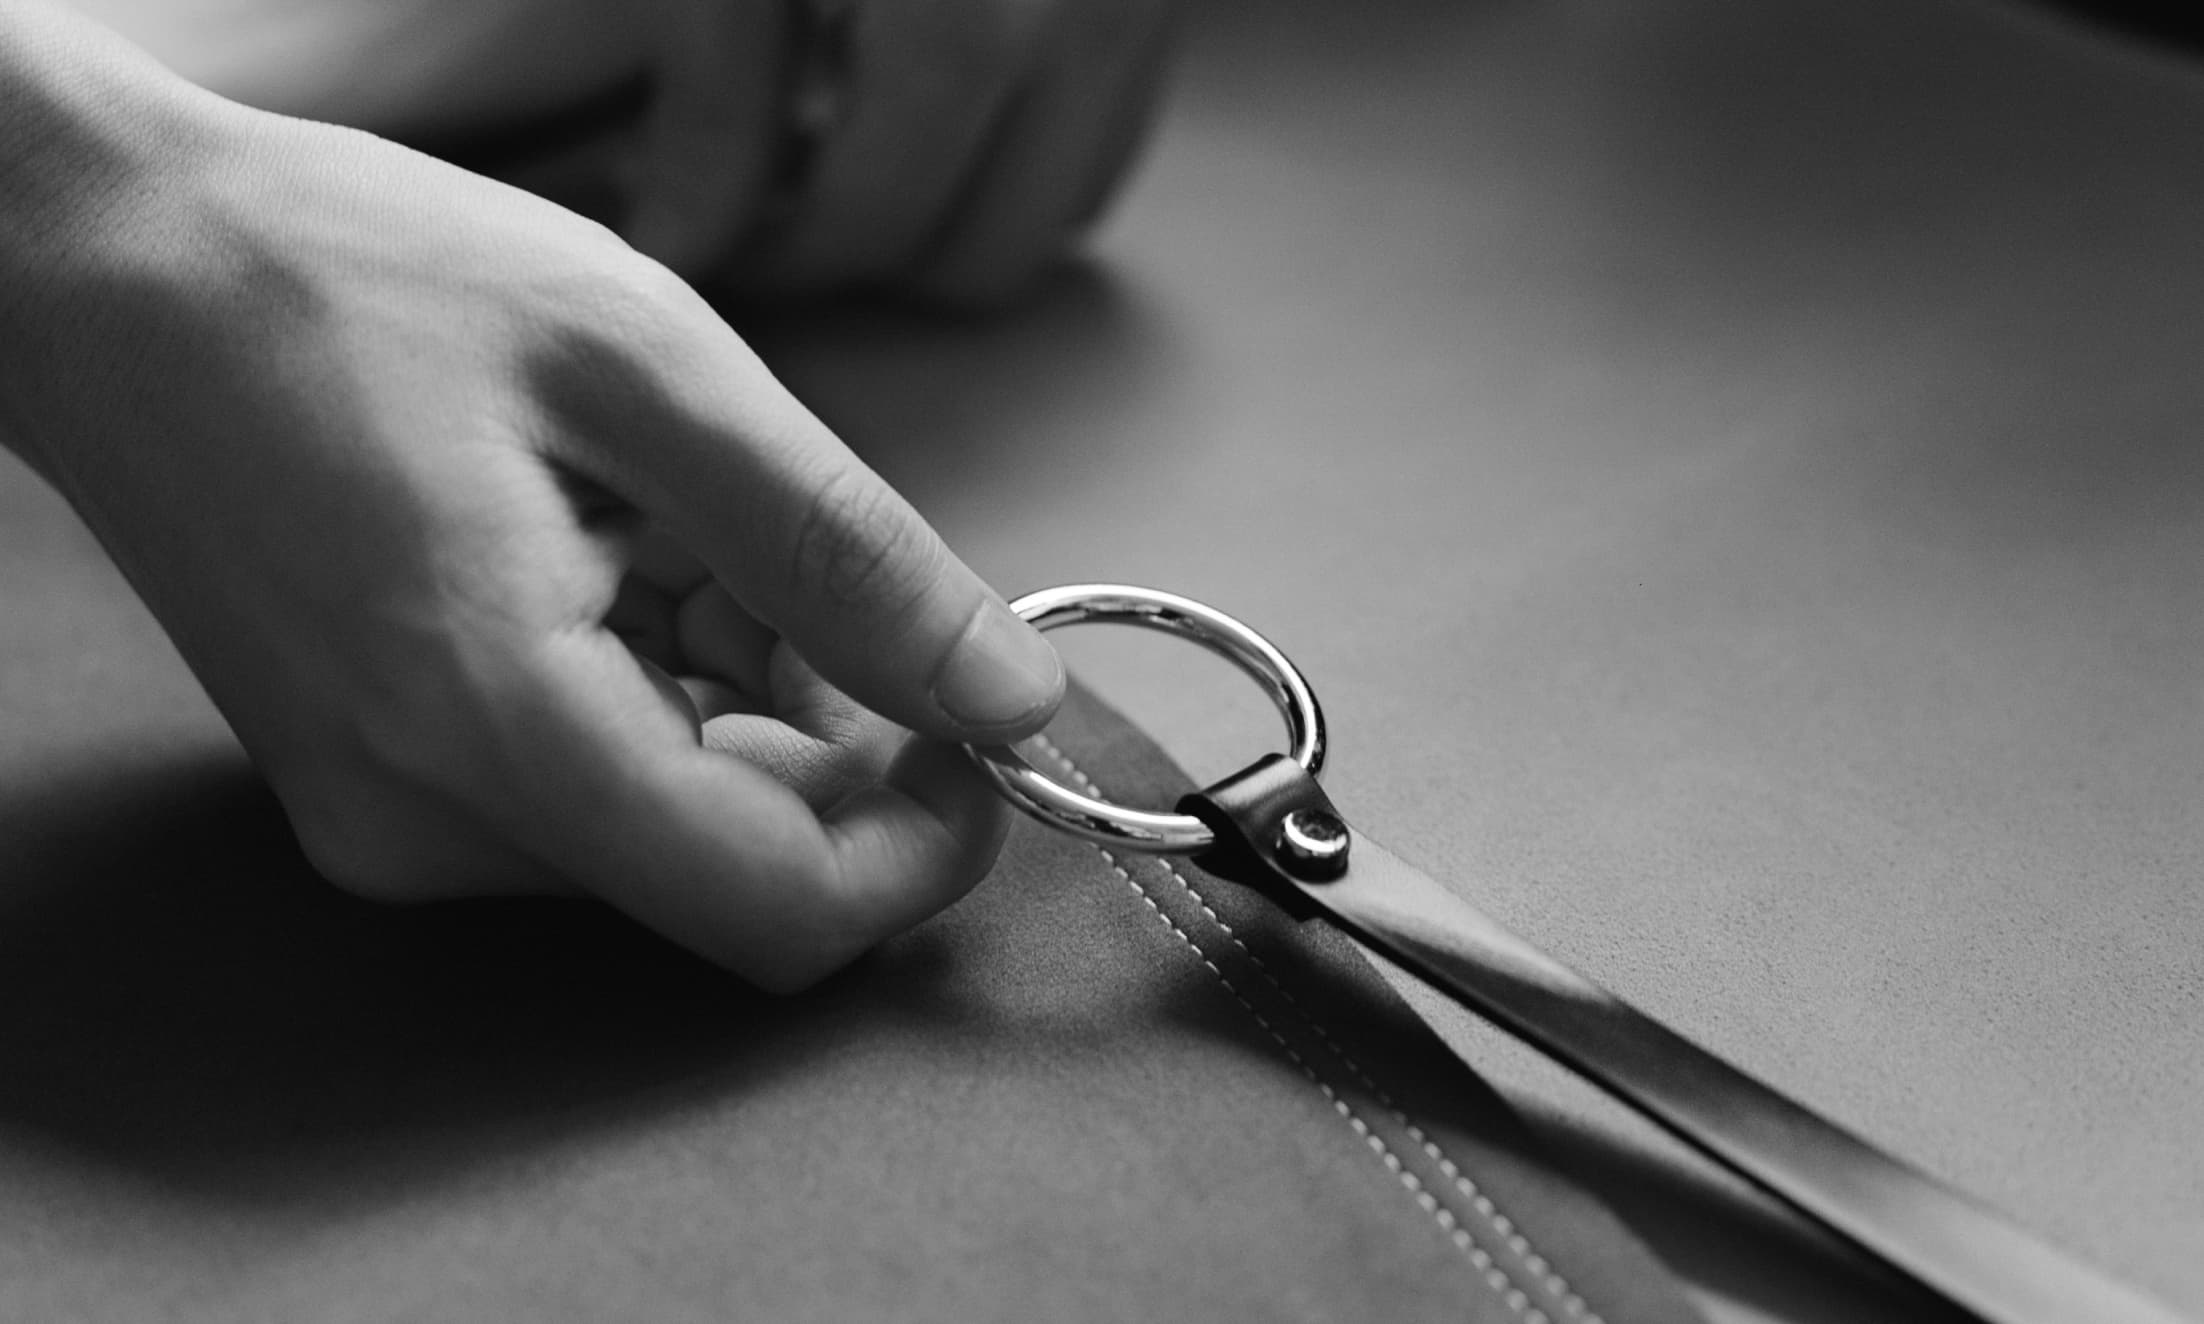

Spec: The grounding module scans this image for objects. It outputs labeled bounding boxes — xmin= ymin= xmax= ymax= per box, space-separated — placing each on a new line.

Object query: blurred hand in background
xmin=65 ymin=0 xmax=1177 ymax=302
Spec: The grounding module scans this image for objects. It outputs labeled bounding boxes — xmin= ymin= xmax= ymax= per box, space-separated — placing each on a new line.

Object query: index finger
xmin=528 ymin=298 xmax=1063 ymax=744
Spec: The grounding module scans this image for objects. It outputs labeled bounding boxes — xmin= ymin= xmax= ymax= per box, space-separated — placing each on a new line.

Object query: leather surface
xmin=5 ymin=0 xmax=2202 ymax=1321
xmin=0 ymin=594 xmax=1705 ymax=1323
xmin=745 ymin=1 xmax=2204 ymax=1319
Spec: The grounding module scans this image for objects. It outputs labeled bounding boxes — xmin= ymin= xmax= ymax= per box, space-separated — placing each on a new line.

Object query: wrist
xmin=0 ymin=2 xmax=242 ymax=481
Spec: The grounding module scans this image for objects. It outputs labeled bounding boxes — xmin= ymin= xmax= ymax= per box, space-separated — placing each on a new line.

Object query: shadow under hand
xmin=0 ymin=750 xmax=960 ymax=1211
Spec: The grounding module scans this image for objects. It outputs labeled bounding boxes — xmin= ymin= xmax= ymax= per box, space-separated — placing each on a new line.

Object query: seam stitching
xmin=1155 ymin=848 xmax=1601 ymax=1324
xmin=1035 ymin=734 xmax=1599 ymax=1324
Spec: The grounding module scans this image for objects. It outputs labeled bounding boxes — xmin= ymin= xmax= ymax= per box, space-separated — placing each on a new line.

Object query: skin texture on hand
xmin=62 ymin=0 xmax=1178 ymax=302
xmin=1 ymin=2 xmax=1067 ymax=991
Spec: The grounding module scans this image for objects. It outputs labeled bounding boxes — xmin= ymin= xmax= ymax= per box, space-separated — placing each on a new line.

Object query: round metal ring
xmin=965 ymin=584 xmax=1327 ymax=853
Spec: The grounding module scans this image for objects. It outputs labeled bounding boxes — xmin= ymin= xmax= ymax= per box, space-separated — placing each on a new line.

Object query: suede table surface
xmin=0 ymin=673 xmax=1706 ymax=1323
xmin=4 ymin=0 xmax=2203 ymax=1322
xmin=755 ymin=0 xmax=2204 ymax=1319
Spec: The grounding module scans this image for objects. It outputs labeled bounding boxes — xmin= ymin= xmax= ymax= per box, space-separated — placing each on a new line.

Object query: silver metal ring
xmin=966 ymin=585 xmax=1326 ymax=853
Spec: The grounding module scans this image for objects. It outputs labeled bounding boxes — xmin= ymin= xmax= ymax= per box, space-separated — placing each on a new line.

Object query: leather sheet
xmin=7 ymin=0 xmax=2202 ymax=1318
xmin=0 ymin=660 xmax=1707 ymax=1322
xmin=749 ymin=2 xmax=2204 ymax=1315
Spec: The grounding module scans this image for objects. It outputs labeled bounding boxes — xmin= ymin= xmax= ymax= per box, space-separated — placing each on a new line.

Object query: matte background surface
xmin=757 ymin=0 xmax=2204 ymax=1316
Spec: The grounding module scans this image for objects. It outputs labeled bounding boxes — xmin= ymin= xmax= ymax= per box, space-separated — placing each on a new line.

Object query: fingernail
xmin=932 ymin=599 xmax=1065 ymax=735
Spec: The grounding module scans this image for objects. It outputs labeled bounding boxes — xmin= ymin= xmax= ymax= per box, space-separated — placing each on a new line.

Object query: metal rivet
xmin=1276 ymin=808 xmax=1350 ymax=880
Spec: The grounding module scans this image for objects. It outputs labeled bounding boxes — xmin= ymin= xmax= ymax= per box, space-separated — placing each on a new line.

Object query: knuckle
xmin=784 ymin=465 xmax=936 ymax=614
xmin=549 ymin=241 xmax=705 ymax=355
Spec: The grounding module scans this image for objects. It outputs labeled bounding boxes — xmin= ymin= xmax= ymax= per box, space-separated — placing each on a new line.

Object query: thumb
xmin=540 ymin=322 xmax=1064 ymax=743
xmin=726 ymin=446 xmax=1067 ymax=742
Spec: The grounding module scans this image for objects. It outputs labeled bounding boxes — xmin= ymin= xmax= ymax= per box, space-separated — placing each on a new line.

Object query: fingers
xmin=696 ymin=636 xmax=907 ymax=807
xmin=536 ymin=326 xmax=1062 ymax=745
xmin=611 ymin=573 xmax=909 ymax=803
xmin=717 ymin=0 xmax=1174 ymax=299
xmin=621 ymin=0 xmax=786 ymax=276
xmin=502 ymin=629 xmax=1011 ymax=991
xmin=910 ymin=0 xmax=1177 ymax=305
xmin=728 ymin=444 xmax=1064 ymax=741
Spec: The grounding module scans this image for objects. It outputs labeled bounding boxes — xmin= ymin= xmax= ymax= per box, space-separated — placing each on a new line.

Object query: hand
xmin=63 ymin=0 xmax=1177 ymax=301
xmin=6 ymin=30 xmax=1065 ymax=990
xmin=700 ymin=0 xmax=1178 ymax=304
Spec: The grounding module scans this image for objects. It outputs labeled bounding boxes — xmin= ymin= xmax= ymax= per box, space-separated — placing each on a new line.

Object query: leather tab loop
xmin=1177 ymin=753 xmax=1348 ymax=920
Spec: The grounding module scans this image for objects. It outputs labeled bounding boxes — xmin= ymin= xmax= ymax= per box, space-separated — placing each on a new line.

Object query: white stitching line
xmin=1086 ymin=843 xmax=1541 ymax=1321
xmin=1033 ymin=735 xmax=1593 ymax=1324
xmin=1149 ymin=856 xmax=1603 ymax=1324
